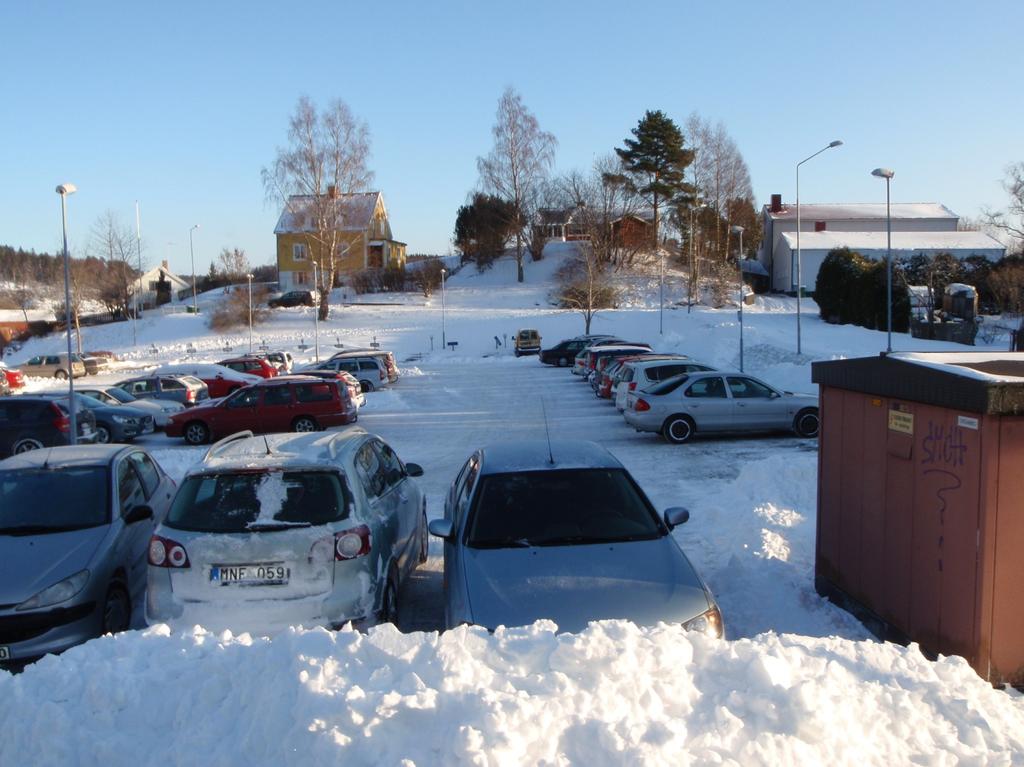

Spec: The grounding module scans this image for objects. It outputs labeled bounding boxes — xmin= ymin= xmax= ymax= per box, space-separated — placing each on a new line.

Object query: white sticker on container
xmin=957 ymin=415 xmax=979 ymax=430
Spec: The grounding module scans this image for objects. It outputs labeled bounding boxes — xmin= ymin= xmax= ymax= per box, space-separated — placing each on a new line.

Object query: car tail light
xmin=635 ymin=398 xmax=651 ymax=412
xmin=149 ymin=535 xmax=191 ymax=568
xmin=49 ymin=402 xmax=70 ymax=432
xmin=186 ymin=388 xmax=196 ymax=403
xmin=334 ymin=525 xmax=371 ymax=560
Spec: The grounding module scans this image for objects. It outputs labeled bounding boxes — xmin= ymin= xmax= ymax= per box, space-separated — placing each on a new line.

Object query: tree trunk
xmin=516 ymin=233 xmax=524 ymax=282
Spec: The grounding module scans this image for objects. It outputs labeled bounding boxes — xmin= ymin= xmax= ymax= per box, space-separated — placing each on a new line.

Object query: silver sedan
xmin=623 ymin=371 xmax=820 ymax=443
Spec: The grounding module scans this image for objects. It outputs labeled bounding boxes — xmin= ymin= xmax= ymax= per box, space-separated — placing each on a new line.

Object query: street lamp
xmin=246 ymin=273 xmax=254 ymax=354
xmin=311 ymin=260 xmax=320 ymax=362
xmin=796 ymin=139 xmax=843 ymax=354
xmin=56 ymin=183 xmax=78 ymax=445
xmin=440 ymin=267 xmax=447 ymax=349
xmin=133 ymin=201 xmax=142 ymax=346
xmin=732 ymin=224 xmax=745 ymax=372
xmin=872 ymin=167 xmax=896 ymax=353
xmin=189 ymin=224 xmax=200 ymax=314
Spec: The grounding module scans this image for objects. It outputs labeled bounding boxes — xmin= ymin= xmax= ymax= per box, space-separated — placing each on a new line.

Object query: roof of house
xmin=779 ymin=230 xmax=1005 ymax=253
xmin=766 ymin=202 xmax=957 ymax=221
xmin=274 ymin=192 xmax=381 ymax=234
xmin=138 ymin=265 xmax=190 ymax=288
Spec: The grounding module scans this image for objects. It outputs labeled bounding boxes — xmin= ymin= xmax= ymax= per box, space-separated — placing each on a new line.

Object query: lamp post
xmin=56 ymin=183 xmax=78 ymax=445
xmin=732 ymin=225 xmax=745 ymax=372
xmin=133 ymin=201 xmax=142 ymax=346
xmin=796 ymin=139 xmax=843 ymax=354
xmin=872 ymin=167 xmax=896 ymax=353
xmin=440 ymin=267 xmax=447 ymax=349
xmin=311 ymin=260 xmax=320 ymax=362
xmin=189 ymin=224 xmax=200 ymax=314
xmin=246 ymin=273 xmax=254 ymax=354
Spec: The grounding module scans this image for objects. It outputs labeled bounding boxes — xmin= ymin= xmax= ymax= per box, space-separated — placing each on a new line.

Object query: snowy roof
xmin=890 ymin=352 xmax=1024 ymax=383
xmin=780 ymin=230 xmax=1005 ymax=253
xmin=138 ymin=264 xmax=190 ymax=288
xmin=274 ymin=192 xmax=381 ymax=234
xmin=478 ymin=440 xmax=624 ymax=474
xmin=767 ymin=202 xmax=957 ymax=221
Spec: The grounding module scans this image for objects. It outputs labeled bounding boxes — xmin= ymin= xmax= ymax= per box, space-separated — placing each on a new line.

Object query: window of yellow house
xmin=293 ymin=243 xmax=307 ymax=261
xmin=295 ymin=271 xmax=309 ymax=285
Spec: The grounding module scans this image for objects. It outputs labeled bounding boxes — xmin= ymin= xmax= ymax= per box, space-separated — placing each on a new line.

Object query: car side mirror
xmin=125 ymin=505 xmax=154 ymax=524
xmin=405 ymin=462 xmax=424 ymax=477
xmin=428 ymin=518 xmax=454 ymax=540
xmin=664 ymin=507 xmax=690 ymax=529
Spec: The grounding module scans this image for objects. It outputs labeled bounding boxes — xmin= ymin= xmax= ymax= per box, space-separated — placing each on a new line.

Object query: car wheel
xmin=54 ymin=369 xmax=68 ymax=380
xmin=381 ymin=572 xmax=399 ymax=625
xmin=95 ymin=424 xmax=112 ymax=444
xmin=794 ymin=408 xmax=820 ymax=438
xmin=514 ymin=350 xmax=521 ymax=358
xmin=101 ymin=585 xmax=131 ymax=635
xmin=292 ymin=416 xmax=318 ymax=433
xmin=662 ymin=415 xmax=695 ymax=444
xmin=558 ymin=357 xmax=568 ymax=367
xmin=13 ymin=438 xmax=44 ymax=453
xmin=418 ymin=510 xmax=429 ymax=564
xmin=183 ymin=421 xmax=210 ymax=445
xmin=360 ymin=380 xmax=375 ymax=393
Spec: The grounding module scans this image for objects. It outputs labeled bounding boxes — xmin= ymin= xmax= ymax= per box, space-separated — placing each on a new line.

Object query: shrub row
xmin=815 ymin=247 xmax=910 ymax=332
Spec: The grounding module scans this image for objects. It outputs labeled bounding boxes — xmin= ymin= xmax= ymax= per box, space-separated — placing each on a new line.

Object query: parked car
xmin=572 ymin=342 xmax=651 ymax=377
xmin=257 ymin=351 xmax=294 ymax=374
xmin=582 ymin=345 xmax=655 ymax=384
xmin=328 ymin=349 xmax=399 ymax=385
xmin=0 ymin=361 xmax=26 ymax=390
xmin=307 ymin=355 xmax=388 ymax=392
xmin=268 ymin=290 xmax=315 ymax=308
xmin=218 ymin=356 xmax=280 ymax=379
xmin=613 ymin=357 xmax=717 ymax=411
xmin=21 ymin=353 xmax=86 ymax=380
xmin=165 ymin=376 xmax=357 ymax=445
xmin=146 ymin=429 xmax=427 ymax=631
xmin=277 ymin=371 xmax=365 ymax=408
xmin=155 ymin=363 xmax=262 ymax=399
xmin=39 ymin=393 xmax=154 ymax=444
xmin=539 ymin=335 xmax=621 ymax=368
xmin=514 ymin=328 xmax=542 ymax=357
xmin=0 ymin=445 xmax=174 ymax=667
xmin=428 ymin=440 xmax=723 ymax=635
xmin=0 ymin=396 xmax=97 ymax=457
xmin=624 ymin=371 xmax=821 ymax=443
xmin=116 ymin=374 xmax=210 ymax=407
xmin=77 ymin=353 xmax=110 ymax=376
xmin=77 ymin=386 xmax=186 ymax=428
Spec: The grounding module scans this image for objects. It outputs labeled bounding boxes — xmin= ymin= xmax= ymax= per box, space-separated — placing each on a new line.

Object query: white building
xmin=756 ymin=197 xmax=1005 ymax=292
xmin=133 ymin=261 xmax=192 ymax=308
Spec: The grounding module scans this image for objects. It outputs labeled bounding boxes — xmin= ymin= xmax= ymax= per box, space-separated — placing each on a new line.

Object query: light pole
xmin=796 ymin=140 xmax=843 ymax=354
xmin=56 ymin=183 xmax=78 ymax=445
xmin=311 ymin=260 xmax=320 ymax=362
xmin=872 ymin=167 xmax=896 ymax=353
xmin=246 ymin=273 xmax=254 ymax=354
xmin=659 ymin=249 xmax=665 ymax=335
xmin=732 ymin=225 xmax=745 ymax=372
xmin=440 ymin=267 xmax=447 ymax=349
xmin=189 ymin=224 xmax=200 ymax=314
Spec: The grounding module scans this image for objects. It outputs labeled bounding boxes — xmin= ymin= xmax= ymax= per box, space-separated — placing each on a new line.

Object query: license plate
xmin=0 ymin=646 xmax=9 ymax=661
xmin=210 ymin=564 xmax=289 ymax=586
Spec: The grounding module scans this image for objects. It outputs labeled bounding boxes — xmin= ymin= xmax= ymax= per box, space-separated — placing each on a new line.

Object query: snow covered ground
xmin=2 ymin=243 xmax=1023 ymax=765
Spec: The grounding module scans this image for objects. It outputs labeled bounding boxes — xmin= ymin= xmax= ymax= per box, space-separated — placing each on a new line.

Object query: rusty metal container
xmin=812 ymin=352 xmax=1024 ymax=686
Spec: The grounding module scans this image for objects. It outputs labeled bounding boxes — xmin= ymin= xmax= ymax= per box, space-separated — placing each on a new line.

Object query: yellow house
xmin=274 ymin=190 xmax=407 ymax=292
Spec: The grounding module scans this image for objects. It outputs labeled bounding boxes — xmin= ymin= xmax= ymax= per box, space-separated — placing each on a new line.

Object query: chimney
xmin=327 ymin=185 xmax=338 ymax=199
xmin=770 ymin=194 xmax=782 ymax=213
xmin=161 ymin=259 xmax=168 ymax=270
xmin=815 ymin=221 xmax=827 ymax=232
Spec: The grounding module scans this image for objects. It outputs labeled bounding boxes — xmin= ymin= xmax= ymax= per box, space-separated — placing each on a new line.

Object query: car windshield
xmin=646 ymin=374 xmax=692 ymax=395
xmin=0 ymin=468 xmax=109 ymax=533
xmin=466 ymin=469 xmax=665 ymax=548
xmin=104 ymin=387 xmax=136 ymax=403
xmin=166 ymin=470 xmax=351 ymax=532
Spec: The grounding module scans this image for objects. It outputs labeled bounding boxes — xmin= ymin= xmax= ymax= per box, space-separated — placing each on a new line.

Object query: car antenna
xmin=541 ymin=397 xmax=555 ymax=465
xmin=263 ymin=435 xmax=272 ymax=456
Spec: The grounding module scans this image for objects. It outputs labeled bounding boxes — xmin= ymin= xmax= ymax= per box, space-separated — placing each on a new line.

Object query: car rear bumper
xmin=623 ymin=409 xmax=662 ymax=433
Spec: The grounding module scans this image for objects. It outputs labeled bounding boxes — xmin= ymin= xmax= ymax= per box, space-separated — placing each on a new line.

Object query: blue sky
xmin=2 ymin=0 xmax=1021 ymax=276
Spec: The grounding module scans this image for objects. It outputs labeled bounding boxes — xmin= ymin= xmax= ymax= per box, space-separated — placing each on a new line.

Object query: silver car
xmin=77 ymin=386 xmax=185 ymax=428
xmin=428 ymin=440 xmax=723 ymax=636
xmin=0 ymin=445 xmax=175 ymax=667
xmin=146 ymin=429 xmax=428 ymax=632
xmin=623 ymin=371 xmax=820 ymax=443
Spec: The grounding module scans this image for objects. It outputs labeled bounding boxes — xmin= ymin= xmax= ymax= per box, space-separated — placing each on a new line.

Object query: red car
xmin=166 ymin=376 xmax=357 ymax=445
xmin=218 ymin=356 xmax=279 ymax=379
xmin=0 ymin=362 xmax=26 ymax=390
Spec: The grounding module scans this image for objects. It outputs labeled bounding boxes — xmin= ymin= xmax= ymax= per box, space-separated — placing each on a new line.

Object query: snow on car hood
xmin=461 ymin=538 xmax=711 ymax=633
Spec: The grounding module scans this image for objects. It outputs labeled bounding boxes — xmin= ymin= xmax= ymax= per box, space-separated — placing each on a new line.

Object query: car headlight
xmin=683 ymin=605 xmax=724 ymax=638
xmin=16 ymin=569 xmax=90 ymax=611
xmin=112 ymin=414 xmax=136 ymax=424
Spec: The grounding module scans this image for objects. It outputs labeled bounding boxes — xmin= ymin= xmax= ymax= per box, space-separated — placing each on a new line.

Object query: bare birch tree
xmin=984 ymin=162 xmax=1024 ymax=253
xmin=263 ymin=96 xmax=373 ymax=320
xmin=89 ymin=211 xmax=138 ymax=319
xmin=477 ymin=87 xmax=557 ymax=283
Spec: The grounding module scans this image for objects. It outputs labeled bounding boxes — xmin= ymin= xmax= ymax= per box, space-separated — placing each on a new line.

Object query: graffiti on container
xmin=923 ymin=468 xmax=962 ymax=573
xmin=922 ymin=420 xmax=967 ymax=468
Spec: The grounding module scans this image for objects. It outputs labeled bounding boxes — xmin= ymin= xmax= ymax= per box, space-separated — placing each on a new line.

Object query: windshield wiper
xmin=246 ymin=521 xmax=313 ymax=531
xmin=0 ymin=524 xmax=97 ymax=536
xmin=471 ymin=537 xmax=534 ymax=549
